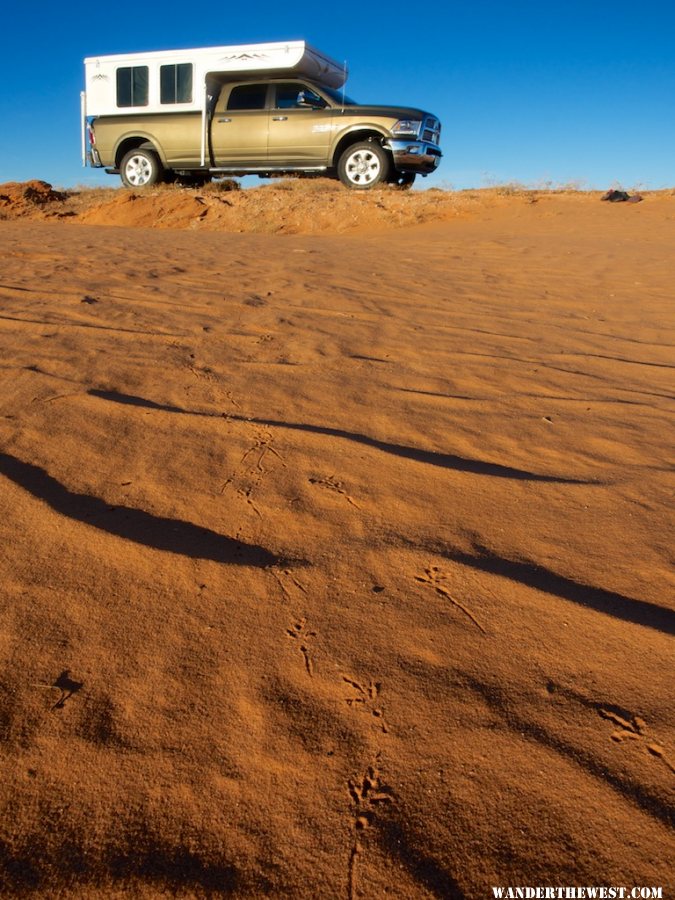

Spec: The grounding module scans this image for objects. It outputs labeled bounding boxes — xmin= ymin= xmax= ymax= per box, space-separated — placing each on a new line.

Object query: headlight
xmin=391 ymin=119 xmax=422 ymax=137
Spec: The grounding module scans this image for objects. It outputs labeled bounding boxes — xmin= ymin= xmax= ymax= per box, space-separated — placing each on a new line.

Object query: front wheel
xmin=337 ymin=141 xmax=391 ymax=189
xmin=120 ymin=148 xmax=162 ymax=188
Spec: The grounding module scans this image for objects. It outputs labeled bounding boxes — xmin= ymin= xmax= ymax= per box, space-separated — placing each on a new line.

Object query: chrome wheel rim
xmin=345 ymin=148 xmax=381 ymax=185
xmin=125 ymin=154 xmax=153 ymax=186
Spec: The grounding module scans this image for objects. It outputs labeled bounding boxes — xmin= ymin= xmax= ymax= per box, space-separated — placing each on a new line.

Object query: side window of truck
xmin=227 ymin=84 xmax=268 ymax=111
xmin=116 ymin=66 xmax=149 ymax=107
xmin=274 ymin=83 xmax=324 ymax=109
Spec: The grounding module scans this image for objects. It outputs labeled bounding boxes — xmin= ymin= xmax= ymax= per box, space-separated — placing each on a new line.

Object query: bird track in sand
xmin=269 ymin=567 xmax=307 ymax=602
xmin=309 ymin=475 xmax=361 ymax=508
xmin=347 ymin=762 xmax=394 ymax=900
xmin=548 ymin=682 xmax=675 ymax=777
xmin=286 ymin=619 xmax=316 ymax=677
xmin=598 ymin=708 xmax=675 ymax=774
xmin=415 ymin=565 xmax=486 ymax=633
xmin=219 ymin=427 xmax=285 ymax=517
xmin=342 ymin=677 xmax=389 ymax=734
xmin=241 ymin=432 xmax=286 ymax=473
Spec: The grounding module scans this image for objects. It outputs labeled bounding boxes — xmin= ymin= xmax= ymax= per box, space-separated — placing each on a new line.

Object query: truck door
xmin=267 ymin=82 xmax=334 ymax=165
xmin=210 ymin=82 xmax=270 ymax=166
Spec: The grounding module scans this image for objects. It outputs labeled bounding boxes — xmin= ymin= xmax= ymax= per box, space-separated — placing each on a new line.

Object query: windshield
xmin=320 ymin=85 xmax=358 ymax=106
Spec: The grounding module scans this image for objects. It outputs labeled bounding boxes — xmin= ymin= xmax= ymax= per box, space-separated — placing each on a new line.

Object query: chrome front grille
xmin=422 ymin=116 xmax=441 ymax=145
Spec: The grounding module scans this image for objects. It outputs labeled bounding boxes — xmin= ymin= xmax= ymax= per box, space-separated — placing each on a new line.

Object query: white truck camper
xmin=82 ymin=41 xmax=346 ymax=168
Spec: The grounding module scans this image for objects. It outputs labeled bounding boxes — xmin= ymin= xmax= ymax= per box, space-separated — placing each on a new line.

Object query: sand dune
xmin=0 ymin=182 xmax=673 ymax=897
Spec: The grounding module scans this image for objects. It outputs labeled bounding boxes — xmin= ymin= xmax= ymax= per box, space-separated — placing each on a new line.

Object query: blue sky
xmin=1 ymin=0 xmax=673 ymax=190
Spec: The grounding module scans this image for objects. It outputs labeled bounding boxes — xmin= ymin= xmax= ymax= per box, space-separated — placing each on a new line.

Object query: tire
xmin=389 ymin=172 xmax=416 ymax=190
xmin=120 ymin=148 xmax=162 ymax=187
xmin=337 ymin=141 xmax=391 ymax=189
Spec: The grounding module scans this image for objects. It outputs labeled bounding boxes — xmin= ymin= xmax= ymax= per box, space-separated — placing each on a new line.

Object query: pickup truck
xmin=83 ymin=42 xmax=442 ymax=190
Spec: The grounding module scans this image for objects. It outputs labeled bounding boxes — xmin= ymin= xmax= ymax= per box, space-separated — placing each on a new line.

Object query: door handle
xmin=217 ymin=117 xmax=232 ymax=123
xmin=272 ymin=115 xmax=288 ymax=121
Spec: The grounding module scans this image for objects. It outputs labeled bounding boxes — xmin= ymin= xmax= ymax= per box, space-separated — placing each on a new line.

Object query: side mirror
xmin=297 ymin=91 xmax=325 ymax=109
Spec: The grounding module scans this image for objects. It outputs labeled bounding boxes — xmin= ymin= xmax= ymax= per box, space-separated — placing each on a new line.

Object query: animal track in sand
xmin=269 ymin=567 xmax=307 ymax=602
xmin=220 ymin=389 xmax=242 ymax=411
xmin=347 ymin=762 xmax=394 ymax=900
xmin=220 ymin=427 xmax=284 ymax=515
xmin=286 ymin=618 xmax=316 ymax=677
xmin=309 ymin=475 xmax=361 ymax=509
xmin=187 ymin=362 xmax=217 ymax=381
xmin=415 ymin=565 xmax=486 ymax=633
xmin=237 ymin=485 xmax=262 ymax=518
xmin=342 ymin=677 xmax=389 ymax=733
xmin=241 ymin=431 xmax=286 ymax=474
xmin=349 ymin=763 xmax=394 ymax=819
xmin=598 ymin=708 xmax=675 ymax=774
xmin=548 ymin=682 xmax=675 ymax=777
xmin=218 ymin=476 xmax=263 ymax=518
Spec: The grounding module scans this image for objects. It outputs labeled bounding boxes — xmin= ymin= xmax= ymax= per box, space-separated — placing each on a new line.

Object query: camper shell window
xmin=116 ymin=66 xmax=149 ymax=107
xmin=160 ymin=63 xmax=193 ymax=104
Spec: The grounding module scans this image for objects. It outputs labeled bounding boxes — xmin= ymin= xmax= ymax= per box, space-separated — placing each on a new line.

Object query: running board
xmin=208 ymin=166 xmax=328 ymax=173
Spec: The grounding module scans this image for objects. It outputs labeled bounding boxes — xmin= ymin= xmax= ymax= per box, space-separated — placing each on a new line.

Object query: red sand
xmin=0 ymin=182 xmax=673 ymax=897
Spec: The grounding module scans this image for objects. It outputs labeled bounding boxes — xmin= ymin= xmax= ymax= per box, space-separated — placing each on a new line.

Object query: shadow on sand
xmin=0 ymin=451 xmax=282 ymax=567
xmin=88 ymin=389 xmax=594 ymax=484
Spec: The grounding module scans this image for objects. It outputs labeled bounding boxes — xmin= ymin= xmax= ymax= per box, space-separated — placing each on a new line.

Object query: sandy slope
xmin=0 ymin=178 xmax=497 ymax=235
xmin=0 ymin=187 xmax=673 ymax=898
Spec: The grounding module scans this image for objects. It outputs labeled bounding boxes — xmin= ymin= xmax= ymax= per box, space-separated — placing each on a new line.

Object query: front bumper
xmin=386 ymin=139 xmax=442 ymax=175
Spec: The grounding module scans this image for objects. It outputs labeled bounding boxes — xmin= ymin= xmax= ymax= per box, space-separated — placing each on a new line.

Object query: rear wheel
xmin=338 ymin=141 xmax=390 ymax=189
xmin=120 ymin=148 xmax=162 ymax=187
